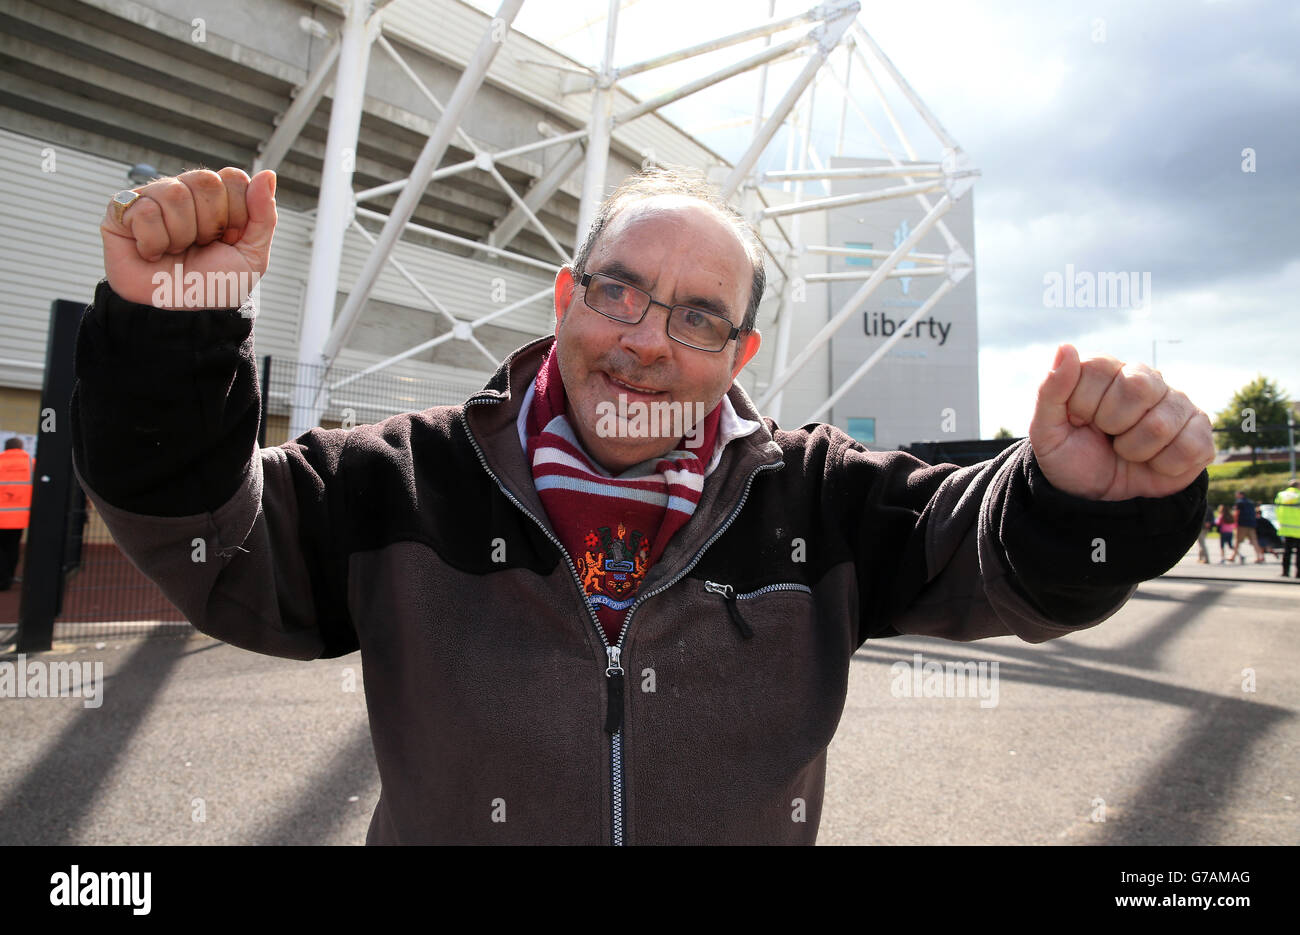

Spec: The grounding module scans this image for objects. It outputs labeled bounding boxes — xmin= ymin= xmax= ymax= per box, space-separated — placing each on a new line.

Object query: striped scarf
xmin=525 ymin=346 xmax=721 ymax=642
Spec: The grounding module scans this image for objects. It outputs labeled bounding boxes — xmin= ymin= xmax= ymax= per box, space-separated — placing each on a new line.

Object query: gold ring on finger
xmin=110 ymin=190 xmax=142 ymax=225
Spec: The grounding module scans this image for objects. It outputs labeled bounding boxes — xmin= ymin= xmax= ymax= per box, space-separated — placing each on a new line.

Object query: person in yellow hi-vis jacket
xmin=1276 ymin=478 xmax=1300 ymax=579
xmin=0 ymin=437 xmax=34 ymax=591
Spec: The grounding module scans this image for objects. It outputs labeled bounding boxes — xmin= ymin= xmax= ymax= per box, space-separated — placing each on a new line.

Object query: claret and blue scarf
xmin=523 ymin=346 xmax=725 ymax=642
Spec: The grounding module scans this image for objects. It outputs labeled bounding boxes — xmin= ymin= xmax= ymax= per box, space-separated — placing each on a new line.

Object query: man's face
xmin=552 ymin=197 xmax=762 ymax=474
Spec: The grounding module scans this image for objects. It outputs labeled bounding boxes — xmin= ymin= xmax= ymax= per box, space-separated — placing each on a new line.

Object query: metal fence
xmin=260 ymin=355 xmax=481 ymax=447
xmin=5 ymin=328 xmax=482 ymax=648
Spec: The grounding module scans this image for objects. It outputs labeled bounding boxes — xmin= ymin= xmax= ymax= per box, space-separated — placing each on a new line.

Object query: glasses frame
xmin=578 ymin=271 xmax=742 ymax=353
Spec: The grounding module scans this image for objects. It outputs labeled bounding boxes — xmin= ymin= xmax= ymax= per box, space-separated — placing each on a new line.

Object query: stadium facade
xmin=0 ymin=0 xmax=978 ymax=452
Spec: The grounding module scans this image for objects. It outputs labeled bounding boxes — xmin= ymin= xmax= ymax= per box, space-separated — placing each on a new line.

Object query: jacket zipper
xmin=461 ymin=397 xmax=626 ymax=844
xmin=606 ymin=458 xmax=785 ymax=840
xmin=732 ymin=582 xmax=815 ymax=599
xmin=703 ymin=581 xmax=813 ymax=638
xmin=462 ymin=394 xmax=783 ymax=845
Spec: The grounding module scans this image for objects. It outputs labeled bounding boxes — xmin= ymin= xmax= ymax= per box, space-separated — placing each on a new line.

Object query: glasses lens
xmin=669 ymin=306 xmax=731 ymax=351
xmin=586 ymin=274 xmax=647 ymax=322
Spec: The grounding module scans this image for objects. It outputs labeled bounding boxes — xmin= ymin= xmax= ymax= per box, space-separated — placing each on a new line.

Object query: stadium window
xmin=847 ymin=417 xmax=876 ymax=444
xmin=845 ymin=242 xmax=873 ymax=267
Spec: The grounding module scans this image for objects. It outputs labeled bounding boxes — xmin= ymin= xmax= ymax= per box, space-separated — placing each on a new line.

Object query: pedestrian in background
xmin=1230 ymin=489 xmax=1264 ymax=564
xmin=1276 ymin=478 xmax=1300 ymax=579
xmin=0 ymin=437 xmax=33 ymax=590
xmin=1216 ymin=503 xmax=1235 ymax=563
xmin=1196 ymin=500 xmax=1213 ymax=563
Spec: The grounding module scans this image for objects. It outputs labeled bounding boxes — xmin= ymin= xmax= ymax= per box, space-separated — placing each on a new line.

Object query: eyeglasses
xmin=579 ymin=272 xmax=742 ymax=352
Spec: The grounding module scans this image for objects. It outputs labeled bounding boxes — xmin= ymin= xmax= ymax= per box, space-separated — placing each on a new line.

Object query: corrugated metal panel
xmin=333 ymin=225 xmax=556 ymax=333
xmin=360 ymin=0 xmax=727 ymax=172
xmin=260 ymin=209 xmax=553 ymax=344
xmin=0 ymin=125 xmax=552 ymax=396
xmin=0 ymin=127 xmax=122 ymax=389
xmin=0 ymin=124 xmax=311 ymax=383
xmin=330 ymin=348 xmax=489 ymax=397
xmin=40 ymin=0 xmax=727 ymax=252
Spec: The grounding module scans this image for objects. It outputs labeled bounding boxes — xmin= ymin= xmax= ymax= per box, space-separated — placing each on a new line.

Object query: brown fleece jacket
xmin=70 ymin=280 xmax=1207 ymax=844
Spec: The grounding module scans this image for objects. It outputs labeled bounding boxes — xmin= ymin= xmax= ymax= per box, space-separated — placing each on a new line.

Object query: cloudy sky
xmin=470 ymin=0 xmax=1300 ymax=436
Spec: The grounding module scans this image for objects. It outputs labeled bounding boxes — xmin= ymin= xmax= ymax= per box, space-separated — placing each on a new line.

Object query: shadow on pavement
xmin=253 ymin=722 xmax=379 ymax=845
xmin=1107 ymin=693 xmax=1289 ymax=845
xmin=0 ymin=637 xmax=188 ymax=845
xmin=852 ymin=579 xmax=1294 ymax=845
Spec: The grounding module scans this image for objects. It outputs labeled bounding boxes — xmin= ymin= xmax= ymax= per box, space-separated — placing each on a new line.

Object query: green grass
xmin=1207 ymin=462 xmax=1295 ymax=480
xmin=1208 ymin=463 xmax=1251 ymax=480
xmin=1207 ymin=475 xmax=1294 ymax=509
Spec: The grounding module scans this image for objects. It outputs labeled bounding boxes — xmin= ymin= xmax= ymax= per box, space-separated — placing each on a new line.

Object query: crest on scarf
xmin=579 ymin=523 xmax=651 ymax=602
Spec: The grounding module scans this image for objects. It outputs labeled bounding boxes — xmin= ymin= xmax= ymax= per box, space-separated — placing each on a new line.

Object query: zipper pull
xmin=705 ymin=580 xmax=754 ymax=639
xmin=604 ymin=645 xmax=625 ymax=734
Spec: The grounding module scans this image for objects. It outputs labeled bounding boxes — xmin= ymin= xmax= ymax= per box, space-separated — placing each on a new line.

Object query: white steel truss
xmin=262 ymin=0 xmax=978 ymax=438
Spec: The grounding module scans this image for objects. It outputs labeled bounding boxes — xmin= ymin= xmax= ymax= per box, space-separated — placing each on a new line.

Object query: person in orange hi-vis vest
xmin=0 ymin=437 xmax=34 ymax=591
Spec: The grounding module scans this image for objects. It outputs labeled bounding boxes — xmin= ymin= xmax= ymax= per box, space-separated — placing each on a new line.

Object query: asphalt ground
xmin=1 ymin=544 xmax=1295 ymax=846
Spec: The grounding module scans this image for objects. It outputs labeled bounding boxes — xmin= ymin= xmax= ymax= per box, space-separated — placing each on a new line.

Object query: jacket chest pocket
xmin=701 ymin=580 xmax=813 ymax=640
xmin=666 ymin=579 xmax=830 ymax=695
xmin=689 ymin=579 xmax=848 ymax=735
xmin=631 ymin=579 xmax=848 ymax=786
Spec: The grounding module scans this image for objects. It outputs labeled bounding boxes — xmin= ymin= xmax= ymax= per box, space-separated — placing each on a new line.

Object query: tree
xmin=1212 ymin=375 xmax=1292 ymax=464
xmin=993 ymin=426 xmax=1014 ymax=439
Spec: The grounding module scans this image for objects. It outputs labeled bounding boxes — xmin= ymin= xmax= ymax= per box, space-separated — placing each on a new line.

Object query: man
xmin=1196 ymin=500 xmax=1213 ymax=563
xmin=72 ymin=166 xmax=1213 ymax=845
xmin=1276 ymin=479 xmax=1300 ymax=578
xmin=0 ymin=437 xmax=34 ymax=590
xmin=1230 ymin=489 xmax=1264 ymax=564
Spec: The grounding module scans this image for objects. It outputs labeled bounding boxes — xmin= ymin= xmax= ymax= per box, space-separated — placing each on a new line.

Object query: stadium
xmin=0 ymin=0 xmax=981 ymax=639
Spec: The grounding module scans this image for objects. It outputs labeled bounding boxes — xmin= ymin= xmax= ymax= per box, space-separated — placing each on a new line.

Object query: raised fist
xmin=99 ymin=167 xmax=277 ymax=310
xmin=1029 ymin=344 xmax=1215 ymax=501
